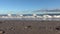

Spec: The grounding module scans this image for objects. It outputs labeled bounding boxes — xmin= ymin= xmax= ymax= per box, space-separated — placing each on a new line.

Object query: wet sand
xmin=0 ymin=20 xmax=60 ymax=34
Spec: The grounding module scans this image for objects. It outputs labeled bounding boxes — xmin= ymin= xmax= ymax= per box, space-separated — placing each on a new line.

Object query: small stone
xmin=0 ymin=31 xmax=3 ymax=34
xmin=24 ymin=26 xmax=31 ymax=29
xmin=25 ymin=27 xmax=28 ymax=29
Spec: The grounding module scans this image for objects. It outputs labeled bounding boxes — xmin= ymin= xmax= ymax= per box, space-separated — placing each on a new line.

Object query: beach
xmin=0 ymin=20 xmax=60 ymax=34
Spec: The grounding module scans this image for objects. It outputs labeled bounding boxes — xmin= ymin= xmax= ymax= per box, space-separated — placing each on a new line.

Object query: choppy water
xmin=0 ymin=18 xmax=60 ymax=21
xmin=0 ymin=14 xmax=60 ymax=21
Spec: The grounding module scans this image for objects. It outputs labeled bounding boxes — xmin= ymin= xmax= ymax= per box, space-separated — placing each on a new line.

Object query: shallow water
xmin=0 ymin=18 xmax=60 ymax=21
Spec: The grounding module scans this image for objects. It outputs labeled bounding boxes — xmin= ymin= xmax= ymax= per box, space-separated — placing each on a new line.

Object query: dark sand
xmin=0 ymin=20 xmax=60 ymax=34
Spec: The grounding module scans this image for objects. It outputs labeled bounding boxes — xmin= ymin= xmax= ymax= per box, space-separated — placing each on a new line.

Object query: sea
xmin=0 ymin=14 xmax=60 ymax=21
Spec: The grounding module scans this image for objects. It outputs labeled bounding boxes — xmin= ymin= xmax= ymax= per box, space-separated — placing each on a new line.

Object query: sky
xmin=0 ymin=0 xmax=60 ymax=14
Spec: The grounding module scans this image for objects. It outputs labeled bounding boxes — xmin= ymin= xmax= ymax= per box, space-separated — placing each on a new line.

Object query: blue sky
xmin=0 ymin=0 xmax=60 ymax=14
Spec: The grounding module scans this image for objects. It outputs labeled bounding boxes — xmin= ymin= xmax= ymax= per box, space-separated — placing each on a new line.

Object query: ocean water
xmin=0 ymin=14 xmax=60 ymax=16
xmin=0 ymin=18 xmax=60 ymax=21
xmin=0 ymin=14 xmax=60 ymax=21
